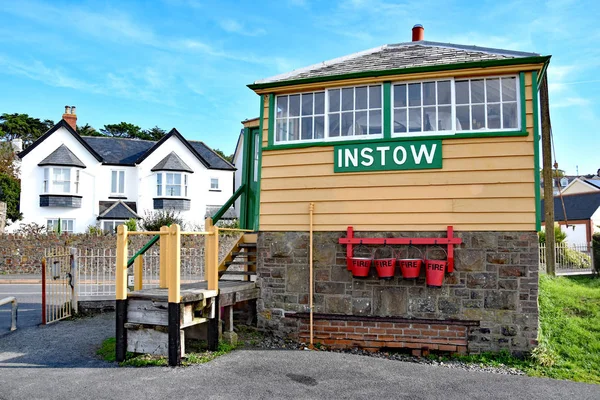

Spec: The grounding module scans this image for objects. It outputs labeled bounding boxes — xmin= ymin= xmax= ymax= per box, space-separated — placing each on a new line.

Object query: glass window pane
xmin=456 ymin=106 xmax=470 ymax=130
xmin=355 ymin=86 xmax=368 ymax=110
xmin=355 ymin=111 xmax=367 ymax=135
xmin=174 ymin=174 xmax=181 ymax=185
xmin=314 ymin=92 xmax=325 ymax=114
xmin=437 ymin=81 xmax=451 ymax=105
xmin=455 ymin=81 xmax=469 ymax=104
xmin=423 ymin=82 xmax=436 ymax=106
xmin=423 ymin=107 xmax=436 ymax=131
xmin=472 ymin=104 xmax=485 ymax=129
xmin=276 ymin=96 xmax=288 ymax=118
xmin=314 ymin=116 xmax=325 ymax=139
xmin=301 ymin=117 xmax=313 ymax=140
xmin=409 ymin=108 xmax=422 ymax=132
xmin=369 ymin=85 xmax=381 ymax=108
xmin=502 ymin=77 xmax=517 ymax=101
xmin=393 ymin=84 xmax=407 ymax=108
xmin=157 ymin=184 xmax=162 ymax=196
xmin=486 ymin=78 xmax=500 ymax=103
xmin=408 ymin=83 xmax=421 ymax=106
xmin=64 ymin=182 xmax=70 ymax=193
xmin=157 ymin=173 xmax=162 ymax=184
xmin=111 ymin=171 xmax=117 ymax=193
xmin=437 ymin=106 xmax=452 ymax=131
xmin=328 ymin=113 xmax=340 ymax=137
xmin=368 ymin=110 xmax=381 ymax=135
xmin=503 ymin=102 xmax=518 ymax=129
xmin=289 ymin=95 xmax=300 ymax=117
xmin=166 ymin=173 xmax=173 ymax=184
xmin=276 ymin=120 xmax=287 ymax=142
xmin=487 ymin=104 xmax=501 ymax=129
xmin=471 ymin=80 xmax=485 ymax=103
xmin=301 ymin=94 xmax=313 ymax=116
xmin=118 ymin=171 xmax=125 ymax=193
xmin=341 ymin=112 xmax=353 ymax=136
xmin=288 ymin=118 xmax=300 ymax=141
xmin=328 ymin=89 xmax=340 ymax=112
xmin=341 ymin=88 xmax=353 ymax=111
xmin=393 ymin=109 xmax=407 ymax=133
xmin=63 ymin=168 xmax=71 ymax=181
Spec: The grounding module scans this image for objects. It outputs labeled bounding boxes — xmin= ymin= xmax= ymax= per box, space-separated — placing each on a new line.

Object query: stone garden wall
xmin=256 ymin=231 xmax=539 ymax=355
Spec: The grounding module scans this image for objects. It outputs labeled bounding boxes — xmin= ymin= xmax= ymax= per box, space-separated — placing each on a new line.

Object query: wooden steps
xmin=219 ymin=233 xmax=257 ymax=282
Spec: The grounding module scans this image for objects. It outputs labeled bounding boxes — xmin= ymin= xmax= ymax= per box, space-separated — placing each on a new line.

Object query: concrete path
xmin=0 ymin=313 xmax=598 ymax=400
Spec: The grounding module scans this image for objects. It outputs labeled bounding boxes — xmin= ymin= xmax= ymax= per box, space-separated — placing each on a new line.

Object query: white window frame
xmin=155 ymin=172 xmax=188 ymax=198
xmin=110 ymin=169 xmax=126 ymax=195
xmin=42 ymin=167 xmax=80 ymax=195
xmin=274 ymin=84 xmax=384 ymax=145
xmin=47 ymin=218 xmax=75 ymax=233
xmin=210 ymin=177 xmax=220 ymax=190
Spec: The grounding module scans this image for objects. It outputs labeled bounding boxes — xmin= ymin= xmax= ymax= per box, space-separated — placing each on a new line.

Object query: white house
xmin=16 ymin=108 xmax=235 ymax=233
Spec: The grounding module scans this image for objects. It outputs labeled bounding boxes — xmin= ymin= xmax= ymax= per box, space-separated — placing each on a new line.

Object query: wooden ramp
xmin=124 ymin=281 xmax=259 ymax=357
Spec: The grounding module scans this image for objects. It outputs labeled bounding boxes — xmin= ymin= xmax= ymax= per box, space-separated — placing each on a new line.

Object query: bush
xmin=86 ymin=225 xmax=103 ymax=235
xmin=125 ymin=218 xmax=137 ymax=232
xmin=0 ymin=172 xmax=22 ymax=223
xmin=12 ymin=221 xmax=47 ymax=235
xmin=538 ymin=224 xmax=567 ymax=244
xmin=593 ymin=233 xmax=600 ymax=275
xmin=140 ymin=210 xmax=183 ymax=231
xmin=557 ymin=246 xmax=591 ymax=269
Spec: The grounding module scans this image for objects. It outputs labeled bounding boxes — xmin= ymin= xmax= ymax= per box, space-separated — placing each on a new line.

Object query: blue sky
xmin=0 ymin=0 xmax=598 ymax=174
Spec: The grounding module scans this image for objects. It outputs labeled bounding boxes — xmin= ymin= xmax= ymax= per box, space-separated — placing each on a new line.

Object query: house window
xmin=47 ymin=219 xmax=74 ymax=233
xmin=455 ymin=76 xmax=518 ymax=131
xmin=210 ymin=178 xmax=219 ymax=190
xmin=156 ymin=172 xmax=188 ymax=197
xmin=111 ymin=170 xmax=125 ymax=195
xmin=328 ymin=85 xmax=382 ymax=137
xmin=42 ymin=167 xmax=80 ymax=194
xmin=102 ymin=220 xmax=128 ymax=233
xmin=393 ymin=80 xmax=452 ymax=134
xmin=276 ymin=91 xmax=326 ymax=142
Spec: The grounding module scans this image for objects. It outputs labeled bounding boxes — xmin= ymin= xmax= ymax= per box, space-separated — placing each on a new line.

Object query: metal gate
xmin=42 ymin=247 xmax=77 ymax=324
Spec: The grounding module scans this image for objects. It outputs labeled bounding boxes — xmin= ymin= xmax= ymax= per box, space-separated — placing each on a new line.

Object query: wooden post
xmin=159 ymin=226 xmax=168 ymax=288
xmin=540 ymin=74 xmax=556 ymax=276
xmin=205 ymin=218 xmax=219 ymax=292
xmin=168 ymin=224 xmax=181 ymax=303
xmin=115 ymin=224 xmax=128 ymax=362
xmin=134 ymin=256 xmax=143 ymax=291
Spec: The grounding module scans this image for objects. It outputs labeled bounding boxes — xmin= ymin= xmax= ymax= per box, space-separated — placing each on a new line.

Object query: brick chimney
xmin=412 ymin=24 xmax=424 ymax=41
xmin=62 ymin=105 xmax=77 ymax=131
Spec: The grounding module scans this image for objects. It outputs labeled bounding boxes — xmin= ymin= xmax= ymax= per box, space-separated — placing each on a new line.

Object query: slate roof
xmin=83 ymin=137 xmax=155 ymax=165
xmin=541 ymin=192 xmax=600 ymax=222
xmin=252 ymin=41 xmax=543 ymax=86
xmin=188 ymin=141 xmax=233 ymax=170
xmin=205 ymin=205 xmax=237 ymax=220
xmin=38 ymin=144 xmax=86 ymax=168
xmin=97 ymin=201 xmax=140 ymax=220
xmin=151 ymin=152 xmax=194 ymax=173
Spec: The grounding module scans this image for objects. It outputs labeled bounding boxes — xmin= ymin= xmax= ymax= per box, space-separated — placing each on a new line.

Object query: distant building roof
xmin=83 ymin=137 xmax=155 ymax=165
xmin=541 ymin=192 xmax=600 ymax=222
xmin=38 ymin=144 xmax=86 ymax=168
xmin=252 ymin=41 xmax=544 ymax=87
xmin=97 ymin=201 xmax=140 ymax=220
xmin=151 ymin=152 xmax=194 ymax=173
xmin=585 ymin=179 xmax=600 ymax=189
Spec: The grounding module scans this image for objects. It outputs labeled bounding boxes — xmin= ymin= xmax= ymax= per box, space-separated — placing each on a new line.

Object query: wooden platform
xmin=128 ymin=280 xmax=258 ymax=304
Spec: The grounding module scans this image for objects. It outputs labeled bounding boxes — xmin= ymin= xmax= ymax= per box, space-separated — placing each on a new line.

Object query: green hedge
xmin=593 ymin=233 xmax=600 ymax=275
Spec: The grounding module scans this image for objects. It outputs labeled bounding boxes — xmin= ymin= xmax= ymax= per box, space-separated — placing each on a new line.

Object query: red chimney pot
xmin=412 ymin=24 xmax=424 ymax=41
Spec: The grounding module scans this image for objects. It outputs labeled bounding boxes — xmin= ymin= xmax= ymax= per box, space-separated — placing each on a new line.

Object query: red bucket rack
xmin=339 ymin=226 xmax=462 ymax=275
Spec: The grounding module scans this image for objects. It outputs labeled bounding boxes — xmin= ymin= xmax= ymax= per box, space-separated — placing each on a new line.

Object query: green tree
xmin=213 ymin=148 xmax=233 ymax=163
xmin=0 ymin=113 xmax=54 ymax=147
xmin=100 ymin=122 xmax=151 ymax=140
xmin=77 ymin=123 xmax=102 ymax=137
xmin=144 ymin=126 xmax=166 ymax=141
xmin=0 ymin=142 xmax=19 ymax=179
xmin=0 ymin=172 xmax=22 ymax=223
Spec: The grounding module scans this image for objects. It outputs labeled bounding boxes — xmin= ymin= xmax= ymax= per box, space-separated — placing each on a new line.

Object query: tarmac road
xmin=0 ymin=312 xmax=598 ymax=400
xmin=0 ymin=284 xmax=41 ymax=335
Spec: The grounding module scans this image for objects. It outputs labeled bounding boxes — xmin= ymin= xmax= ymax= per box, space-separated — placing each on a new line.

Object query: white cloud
xmin=551 ymin=97 xmax=591 ymax=109
xmin=218 ymin=19 xmax=266 ymax=37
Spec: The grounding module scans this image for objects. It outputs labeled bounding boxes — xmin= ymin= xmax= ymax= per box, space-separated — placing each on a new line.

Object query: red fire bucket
xmin=374 ymin=245 xmax=396 ymax=279
xmin=397 ymin=246 xmax=423 ymax=279
xmin=425 ymin=246 xmax=448 ymax=287
xmin=350 ymin=257 xmax=372 ymax=278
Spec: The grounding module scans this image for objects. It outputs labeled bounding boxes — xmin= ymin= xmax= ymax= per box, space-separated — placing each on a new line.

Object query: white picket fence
xmin=75 ymin=247 xmax=205 ymax=300
xmin=539 ymin=242 xmax=595 ymax=275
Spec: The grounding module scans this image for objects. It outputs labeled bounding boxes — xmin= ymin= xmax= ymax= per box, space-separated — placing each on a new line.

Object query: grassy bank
xmin=454 ymin=275 xmax=600 ymax=384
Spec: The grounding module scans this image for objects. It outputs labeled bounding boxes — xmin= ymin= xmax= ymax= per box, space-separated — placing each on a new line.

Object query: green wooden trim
xmin=239 ymin=127 xmax=250 ymax=229
xmin=519 ymin=72 xmax=526 ymax=132
xmin=127 ymin=235 xmax=159 ymax=268
xmin=248 ymin=56 xmax=551 ymax=90
xmin=532 ymin=71 xmax=541 ymax=231
xmin=267 ymin=94 xmax=275 ymax=147
xmin=263 ymin=130 xmax=528 ymax=151
xmin=254 ymin=128 xmax=263 ymax=231
xmin=212 ymin=184 xmax=246 ymax=224
xmin=383 ymin=82 xmax=391 ymax=139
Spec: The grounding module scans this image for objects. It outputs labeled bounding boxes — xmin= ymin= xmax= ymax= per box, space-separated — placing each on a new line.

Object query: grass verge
xmin=97 ymin=337 xmax=236 ymax=367
xmin=449 ymin=275 xmax=600 ymax=384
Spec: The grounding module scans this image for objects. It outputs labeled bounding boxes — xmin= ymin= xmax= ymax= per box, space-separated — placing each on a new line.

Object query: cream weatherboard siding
xmin=257 ymin=71 xmax=538 ymax=232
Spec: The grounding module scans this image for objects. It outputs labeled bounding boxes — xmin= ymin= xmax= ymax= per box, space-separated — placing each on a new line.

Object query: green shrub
xmin=125 ymin=218 xmax=137 ymax=232
xmin=593 ymin=233 xmax=600 ymax=275
xmin=86 ymin=225 xmax=103 ymax=235
xmin=0 ymin=172 xmax=22 ymax=223
xmin=538 ymin=224 xmax=567 ymax=244
xmin=557 ymin=246 xmax=591 ymax=269
xmin=140 ymin=210 xmax=183 ymax=231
